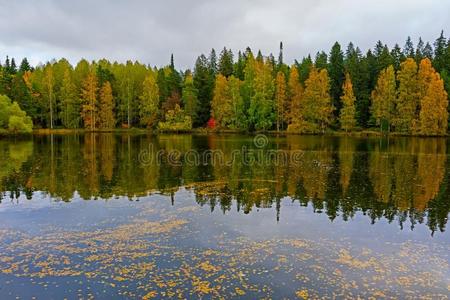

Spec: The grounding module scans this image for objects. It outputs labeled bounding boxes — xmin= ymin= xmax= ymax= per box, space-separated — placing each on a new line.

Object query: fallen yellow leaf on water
xmin=235 ymin=287 xmax=246 ymax=296
xmin=198 ymin=261 xmax=220 ymax=273
xmin=113 ymin=276 xmax=126 ymax=282
xmin=295 ymin=289 xmax=308 ymax=299
xmin=142 ymin=290 xmax=158 ymax=299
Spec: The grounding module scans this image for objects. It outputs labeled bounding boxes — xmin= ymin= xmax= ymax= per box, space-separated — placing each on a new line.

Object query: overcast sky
xmin=0 ymin=0 xmax=449 ymax=69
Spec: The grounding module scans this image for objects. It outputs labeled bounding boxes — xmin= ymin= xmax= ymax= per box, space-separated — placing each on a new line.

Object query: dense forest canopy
xmin=0 ymin=31 xmax=449 ymax=135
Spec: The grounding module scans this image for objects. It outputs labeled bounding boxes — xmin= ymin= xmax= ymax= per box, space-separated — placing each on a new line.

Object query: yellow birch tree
xmin=98 ymin=81 xmax=115 ymax=129
xmin=371 ymin=65 xmax=396 ymax=132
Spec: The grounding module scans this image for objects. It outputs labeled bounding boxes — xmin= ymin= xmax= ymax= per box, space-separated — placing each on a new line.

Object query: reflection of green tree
xmin=1 ymin=134 xmax=449 ymax=233
xmin=99 ymin=133 xmax=115 ymax=182
xmin=339 ymin=137 xmax=355 ymax=195
xmin=0 ymin=140 xmax=33 ymax=201
xmin=0 ymin=140 xmax=33 ymax=179
xmin=427 ymin=159 xmax=450 ymax=234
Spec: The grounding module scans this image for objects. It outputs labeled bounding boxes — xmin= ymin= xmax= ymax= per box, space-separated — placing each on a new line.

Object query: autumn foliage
xmin=1 ymin=32 xmax=449 ymax=135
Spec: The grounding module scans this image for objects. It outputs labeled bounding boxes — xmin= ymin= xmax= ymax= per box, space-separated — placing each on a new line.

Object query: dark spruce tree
xmin=208 ymin=49 xmax=217 ymax=76
xmin=423 ymin=42 xmax=434 ymax=60
xmin=234 ymin=51 xmax=246 ymax=80
xmin=415 ymin=37 xmax=425 ymax=62
xmin=390 ymin=44 xmax=404 ymax=70
xmin=278 ymin=42 xmax=284 ymax=67
xmin=345 ymin=43 xmax=370 ymax=128
xmin=329 ymin=42 xmax=345 ymax=120
xmin=314 ymin=51 xmax=328 ymax=69
xmin=193 ymin=54 xmax=214 ymax=126
xmin=403 ymin=36 xmax=415 ymax=58
xmin=19 ymin=58 xmax=31 ymax=73
xmin=296 ymin=55 xmax=313 ymax=84
xmin=363 ymin=49 xmax=377 ymax=127
xmin=9 ymin=58 xmax=17 ymax=74
xmin=157 ymin=68 xmax=169 ymax=106
xmin=10 ymin=74 xmax=36 ymax=120
xmin=167 ymin=55 xmax=182 ymax=97
xmin=374 ymin=42 xmax=393 ymax=74
xmin=277 ymin=42 xmax=289 ymax=77
xmin=433 ymin=30 xmax=447 ymax=72
xmin=256 ymin=50 xmax=264 ymax=62
xmin=96 ymin=65 xmax=115 ymax=87
xmin=218 ymin=47 xmax=234 ymax=78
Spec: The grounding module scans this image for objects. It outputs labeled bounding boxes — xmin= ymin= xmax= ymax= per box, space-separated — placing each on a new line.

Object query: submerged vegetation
xmin=0 ymin=32 xmax=449 ymax=135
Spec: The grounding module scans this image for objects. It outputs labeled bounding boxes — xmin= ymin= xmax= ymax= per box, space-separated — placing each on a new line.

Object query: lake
xmin=0 ymin=133 xmax=449 ymax=299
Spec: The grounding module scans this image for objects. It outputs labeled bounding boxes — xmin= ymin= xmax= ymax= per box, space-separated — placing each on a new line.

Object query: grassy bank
xmin=0 ymin=129 xmax=33 ymax=137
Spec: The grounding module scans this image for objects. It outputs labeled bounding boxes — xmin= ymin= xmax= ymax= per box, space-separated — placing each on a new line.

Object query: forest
xmin=0 ymin=31 xmax=449 ymax=135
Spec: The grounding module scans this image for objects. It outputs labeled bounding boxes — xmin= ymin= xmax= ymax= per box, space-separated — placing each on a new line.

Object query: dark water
xmin=0 ymin=133 xmax=449 ymax=299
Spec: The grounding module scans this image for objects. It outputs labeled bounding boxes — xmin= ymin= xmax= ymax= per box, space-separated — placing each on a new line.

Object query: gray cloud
xmin=0 ymin=0 xmax=449 ymax=69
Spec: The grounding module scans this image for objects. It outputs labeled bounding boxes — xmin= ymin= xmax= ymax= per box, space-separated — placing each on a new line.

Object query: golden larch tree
xmin=81 ymin=71 xmax=99 ymax=130
xmin=301 ymin=67 xmax=334 ymax=133
xmin=211 ymin=74 xmax=233 ymax=128
xmin=417 ymin=58 xmax=435 ymax=99
xmin=98 ymin=81 xmax=115 ymax=129
xmin=418 ymin=72 xmax=449 ymax=135
xmin=394 ymin=58 xmax=419 ymax=133
xmin=287 ymin=67 xmax=304 ymax=131
xmin=339 ymin=73 xmax=357 ymax=132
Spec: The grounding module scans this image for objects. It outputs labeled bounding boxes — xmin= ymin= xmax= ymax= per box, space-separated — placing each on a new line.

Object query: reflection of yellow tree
xmin=369 ymin=138 xmax=447 ymax=211
xmin=369 ymin=147 xmax=392 ymax=203
xmin=301 ymin=151 xmax=332 ymax=200
xmin=158 ymin=134 xmax=192 ymax=153
xmin=57 ymin=135 xmax=82 ymax=201
xmin=339 ymin=137 xmax=355 ymax=195
xmin=99 ymin=134 xmax=115 ymax=182
xmin=83 ymin=133 xmax=99 ymax=196
xmin=141 ymin=136 xmax=160 ymax=192
xmin=413 ymin=139 xmax=446 ymax=211
xmin=285 ymin=136 xmax=333 ymax=200
xmin=391 ymin=152 xmax=415 ymax=210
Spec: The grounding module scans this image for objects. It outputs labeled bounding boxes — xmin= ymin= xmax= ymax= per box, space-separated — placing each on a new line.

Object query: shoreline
xmin=1 ymin=128 xmax=449 ymax=138
xmin=28 ymin=128 xmax=450 ymax=138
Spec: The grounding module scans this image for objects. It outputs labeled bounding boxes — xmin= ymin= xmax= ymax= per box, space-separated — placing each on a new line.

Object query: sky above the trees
xmin=1 ymin=0 xmax=449 ymax=69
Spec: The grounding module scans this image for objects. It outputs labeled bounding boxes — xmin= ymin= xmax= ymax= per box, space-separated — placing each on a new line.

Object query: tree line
xmin=0 ymin=31 xmax=449 ymax=135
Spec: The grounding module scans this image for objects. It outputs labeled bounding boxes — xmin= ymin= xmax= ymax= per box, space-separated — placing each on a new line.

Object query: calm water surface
xmin=0 ymin=134 xmax=449 ymax=299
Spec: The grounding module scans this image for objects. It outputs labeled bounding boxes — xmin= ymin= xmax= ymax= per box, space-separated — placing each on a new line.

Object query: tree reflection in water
xmin=0 ymin=134 xmax=448 ymax=233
